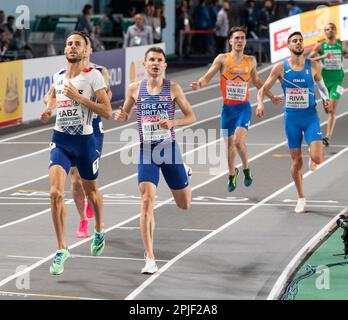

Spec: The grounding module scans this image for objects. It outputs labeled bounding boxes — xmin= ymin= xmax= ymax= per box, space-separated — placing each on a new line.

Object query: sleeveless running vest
xmin=282 ymin=58 xmax=316 ymax=113
xmin=220 ymin=54 xmax=251 ymax=105
xmin=136 ymin=79 xmax=175 ymax=144
xmin=321 ymin=40 xmax=344 ymax=82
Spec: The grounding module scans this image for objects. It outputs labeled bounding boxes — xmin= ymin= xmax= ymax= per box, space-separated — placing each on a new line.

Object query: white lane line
xmin=0 ymin=291 xmax=102 ymax=300
xmin=115 ymin=226 xmax=214 ymax=232
xmin=0 ymin=175 xmax=49 ymax=195
xmin=125 ymin=145 xmax=348 ymax=300
xmin=267 ymin=208 xmax=348 ymax=300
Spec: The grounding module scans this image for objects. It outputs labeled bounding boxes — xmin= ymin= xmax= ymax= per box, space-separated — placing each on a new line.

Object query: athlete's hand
xmin=271 ymin=95 xmax=284 ymax=105
xmin=63 ymin=81 xmax=80 ymax=101
xmin=324 ymin=52 xmax=332 ymax=59
xmin=325 ymin=99 xmax=334 ymax=112
xmin=256 ymin=104 xmax=264 ymax=118
xmin=114 ymin=106 xmax=128 ymax=122
xmin=190 ymin=81 xmax=201 ymax=90
xmin=159 ymin=119 xmax=174 ymax=130
xmin=40 ymin=109 xmax=52 ymax=123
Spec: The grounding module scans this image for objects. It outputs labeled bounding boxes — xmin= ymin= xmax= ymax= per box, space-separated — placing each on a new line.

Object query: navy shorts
xmin=138 ymin=141 xmax=189 ymax=190
xmin=284 ymin=110 xmax=322 ymax=149
xmin=49 ymin=130 xmax=99 ymax=180
xmin=221 ymin=101 xmax=252 ymax=137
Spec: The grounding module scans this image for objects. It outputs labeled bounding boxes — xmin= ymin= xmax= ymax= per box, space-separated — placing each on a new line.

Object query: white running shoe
xmin=141 ymin=257 xmax=158 ymax=274
xmin=295 ymin=198 xmax=306 ymax=213
xmin=184 ymin=163 xmax=192 ymax=178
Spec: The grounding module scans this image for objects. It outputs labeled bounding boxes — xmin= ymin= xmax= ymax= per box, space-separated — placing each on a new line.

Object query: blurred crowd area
xmin=0 ymin=0 xmax=346 ymax=63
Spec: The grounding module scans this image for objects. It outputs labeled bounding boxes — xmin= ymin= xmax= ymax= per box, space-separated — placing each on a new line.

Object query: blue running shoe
xmin=228 ymin=168 xmax=239 ymax=192
xmin=243 ymin=168 xmax=253 ymax=187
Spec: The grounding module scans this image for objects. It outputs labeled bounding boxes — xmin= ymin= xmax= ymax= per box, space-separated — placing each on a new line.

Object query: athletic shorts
xmin=284 ymin=110 xmax=322 ymax=149
xmin=138 ymin=141 xmax=189 ymax=190
xmin=324 ymin=81 xmax=344 ymax=100
xmin=49 ymin=130 xmax=99 ymax=180
xmin=221 ymin=101 xmax=252 ymax=137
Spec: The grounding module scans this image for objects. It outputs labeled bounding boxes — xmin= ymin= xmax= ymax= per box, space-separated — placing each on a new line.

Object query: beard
xmin=66 ymin=53 xmax=83 ymax=63
xmin=291 ymin=48 xmax=304 ymax=56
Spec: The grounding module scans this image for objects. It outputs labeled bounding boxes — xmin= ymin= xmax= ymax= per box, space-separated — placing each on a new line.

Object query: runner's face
xmin=288 ymin=35 xmax=304 ymax=56
xmin=230 ymin=31 xmax=246 ymax=52
xmin=144 ymin=51 xmax=167 ymax=76
xmin=324 ymin=24 xmax=336 ymax=40
xmin=64 ymin=35 xmax=87 ymax=63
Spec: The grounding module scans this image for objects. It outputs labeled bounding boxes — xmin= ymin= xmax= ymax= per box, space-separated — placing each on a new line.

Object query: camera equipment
xmin=336 ymin=215 xmax=348 ymax=258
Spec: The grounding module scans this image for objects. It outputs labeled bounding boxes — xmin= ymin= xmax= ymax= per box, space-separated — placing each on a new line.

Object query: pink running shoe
xmin=86 ymin=200 xmax=94 ymax=219
xmin=77 ymin=220 xmax=89 ymax=238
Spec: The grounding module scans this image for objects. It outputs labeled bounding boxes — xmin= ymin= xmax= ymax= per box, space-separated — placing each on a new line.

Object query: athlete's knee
xmin=70 ymin=178 xmax=83 ymax=195
xmin=312 ymin=153 xmax=323 ymax=165
xmin=291 ymin=157 xmax=303 ymax=171
xmin=85 ymin=190 xmax=99 ymax=203
xmin=177 ymin=198 xmax=191 ymax=210
xmin=141 ymin=193 xmax=155 ymax=212
xmin=233 ymin=136 xmax=244 ymax=149
xmin=50 ymin=187 xmax=64 ymax=204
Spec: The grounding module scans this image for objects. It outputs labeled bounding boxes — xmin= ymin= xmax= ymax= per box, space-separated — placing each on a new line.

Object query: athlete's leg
xmin=171 ymin=185 xmax=191 ymax=210
xmin=81 ymin=178 xmax=104 ymax=233
xmin=226 ymin=135 xmax=237 ymax=175
xmin=70 ymin=167 xmax=87 ymax=221
xmin=49 ymin=165 xmax=68 ymax=250
xmin=233 ymin=127 xmax=249 ymax=170
xmin=289 ymin=148 xmax=305 ymax=199
xmin=326 ymin=100 xmax=338 ymax=140
xmin=309 ymin=140 xmax=324 ymax=165
xmin=139 ymin=182 xmax=157 ymax=260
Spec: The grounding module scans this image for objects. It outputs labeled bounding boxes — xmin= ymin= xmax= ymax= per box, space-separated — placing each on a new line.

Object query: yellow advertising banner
xmin=300 ymin=6 xmax=340 ymax=49
xmin=0 ymin=60 xmax=23 ymax=127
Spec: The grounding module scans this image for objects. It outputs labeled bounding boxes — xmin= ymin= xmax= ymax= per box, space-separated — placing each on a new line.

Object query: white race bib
xmin=56 ymin=100 xmax=83 ymax=126
xmin=286 ymin=88 xmax=309 ymax=109
xmin=324 ymin=54 xmax=343 ymax=70
xmin=226 ymin=80 xmax=247 ymax=101
xmin=141 ymin=115 xmax=171 ymax=142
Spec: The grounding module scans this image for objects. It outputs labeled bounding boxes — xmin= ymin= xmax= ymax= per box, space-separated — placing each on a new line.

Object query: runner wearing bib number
xmin=191 ymin=26 xmax=282 ymax=192
xmin=309 ymin=23 xmax=348 ymax=146
xmin=114 ymin=47 xmax=196 ymax=274
xmin=257 ymin=31 xmax=332 ymax=214
xmin=40 ymin=32 xmax=112 ymax=275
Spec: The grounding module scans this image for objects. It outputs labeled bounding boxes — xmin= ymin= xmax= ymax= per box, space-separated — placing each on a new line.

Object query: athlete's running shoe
xmin=295 ymin=198 xmax=306 ymax=213
xmin=91 ymin=230 xmax=105 ymax=256
xmin=184 ymin=163 xmax=192 ymax=178
xmin=77 ymin=219 xmax=89 ymax=238
xmin=86 ymin=200 xmax=94 ymax=218
xmin=243 ymin=168 xmax=253 ymax=187
xmin=322 ymin=136 xmax=330 ymax=147
xmin=49 ymin=248 xmax=70 ymax=275
xmin=141 ymin=253 xmax=158 ymax=274
xmin=228 ymin=168 xmax=239 ymax=192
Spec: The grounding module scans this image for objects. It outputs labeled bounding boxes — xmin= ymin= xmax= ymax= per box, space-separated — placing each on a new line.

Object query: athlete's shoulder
xmin=272 ymin=61 xmax=284 ymax=74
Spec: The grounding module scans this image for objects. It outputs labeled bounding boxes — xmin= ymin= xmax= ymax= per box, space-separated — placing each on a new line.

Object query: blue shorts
xmin=284 ymin=110 xmax=322 ymax=149
xmin=221 ymin=102 xmax=252 ymax=137
xmin=49 ymin=130 xmax=99 ymax=180
xmin=138 ymin=141 xmax=189 ymax=190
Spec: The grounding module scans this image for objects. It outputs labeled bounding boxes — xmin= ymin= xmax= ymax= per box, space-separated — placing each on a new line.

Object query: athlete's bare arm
xmin=41 ymin=87 xmax=56 ymax=123
xmin=114 ymin=82 xmax=139 ymax=122
xmin=249 ymin=56 xmax=282 ymax=104
xmin=256 ymin=62 xmax=283 ymax=118
xmin=344 ymin=41 xmax=348 ymax=58
xmin=308 ymin=42 xmax=326 ymax=61
xmin=63 ymin=82 xmax=112 ymax=119
xmin=159 ymin=81 xmax=196 ymax=130
xmin=101 ymin=67 xmax=113 ymax=101
xmin=190 ymin=54 xmax=225 ymax=89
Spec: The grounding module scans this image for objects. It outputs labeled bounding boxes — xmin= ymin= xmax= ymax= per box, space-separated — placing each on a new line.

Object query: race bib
xmin=56 ymin=100 xmax=83 ymax=127
xmin=324 ymin=54 xmax=343 ymax=70
xmin=141 ymin=115 xmax=171 ymax=142
xmin=226 ymin=80 xmax=247 ymax=101
xmin=286 ymin=88 xmax=309 ymax=109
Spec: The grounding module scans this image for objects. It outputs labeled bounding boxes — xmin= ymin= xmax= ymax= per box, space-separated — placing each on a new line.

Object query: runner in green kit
xmin=309 ymin=23 xmax=348 ymax=146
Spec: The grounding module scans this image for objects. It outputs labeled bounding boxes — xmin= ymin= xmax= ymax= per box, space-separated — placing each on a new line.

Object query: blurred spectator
xmin=0 ymin=11 xmax=5 ymax=29
xmin=124 ymin=14 xmax=153 ymax=47
xmin=215 ymin=1 xmax=229 ymax=54
xmin=154 ymin=4 xmax=166 ymax=43
xmin=192 ymin=0 xmax=212 ymax=54
xmin=142 ymin=3 xmax=155 ymax=27
xmin=176 ymin=0 xmax=192 ymax=57
xmin=91 ymin=25 xmax=105 ymax=51
xmin=241 ymin=0 xmax=259 ymax=38
xmin=3 ymin=16 xmax=16 ymax=38
xmin=209 ymin=0 xmax=220 ymax=28
xmin=142 ymin=3 xmax=163 ymax=44
xmin=79 ymin=4 xmax=94 ymax=35
xmin=287 ymin=1 xmax=302 ymax=16
xmin=258 ymin=0 xmax=276 ymax=61
xmin=0 ymin=28 xmax=9 ymax=61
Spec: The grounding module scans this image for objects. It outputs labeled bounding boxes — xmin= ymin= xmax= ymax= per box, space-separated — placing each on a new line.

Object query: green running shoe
xmin=243 ymin=168 xmax=253 ymax=187
xmin=228 ymin=168 xmax=239 ymax=192
xmin=91 ymin=230 xmax=105 ymax=256
xmin=49 ymin=248 xmax=70 ymax=275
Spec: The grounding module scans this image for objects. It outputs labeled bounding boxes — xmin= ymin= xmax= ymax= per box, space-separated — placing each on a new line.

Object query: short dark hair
xmin=82 ymin=4 xmax=92 ymax=15
xmin=229 ymin=26 xmax=247 ymax=38
xmin=287 ymin=31 xmax=303 ymax=43
xmin=144 ymin=47 xmax=166 ymax=60
xmin=66 ymin=31 xmax=88 ymax=46
xmin=79 ymin=30 xmax=94 ymax=48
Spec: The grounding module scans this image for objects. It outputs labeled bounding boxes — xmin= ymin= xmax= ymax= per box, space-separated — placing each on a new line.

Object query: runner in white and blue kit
xmin=40 ymin=31 xmax=112 ymax=275
xmin=114 ymin=47 xmax=196 ymax=274
xmin=256 ymin=31 xmax=332 ymax=214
